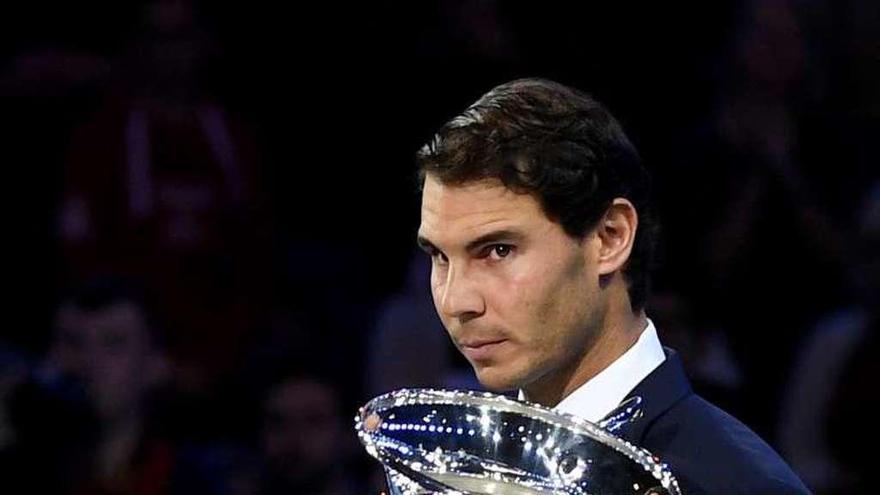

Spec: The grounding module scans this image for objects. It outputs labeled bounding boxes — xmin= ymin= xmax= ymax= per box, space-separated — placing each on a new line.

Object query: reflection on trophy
xmin=355 ymin=389 xmax=681 ymax=494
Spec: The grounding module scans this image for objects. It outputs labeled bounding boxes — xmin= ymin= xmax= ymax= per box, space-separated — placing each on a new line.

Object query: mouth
xmin=459 ymin=338 xmax=508 ymax=362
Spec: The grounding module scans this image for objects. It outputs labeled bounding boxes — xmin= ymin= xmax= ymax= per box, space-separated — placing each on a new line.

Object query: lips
xmin=459 ymin=337 xmax=508 ymax=361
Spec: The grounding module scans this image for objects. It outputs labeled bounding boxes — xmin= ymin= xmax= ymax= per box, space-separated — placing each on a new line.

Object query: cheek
xmin=509 ymin=256 xmax=592 ymax=344
xmin=495 ymin=271 xmax=554 ymax=346
xmin=429 ymin=266 xmax=444 ymax=302
xmin=430 ymin=272 xmax=441 ymax=300
xmin=429 ymin=279 xmax=445 ymax=318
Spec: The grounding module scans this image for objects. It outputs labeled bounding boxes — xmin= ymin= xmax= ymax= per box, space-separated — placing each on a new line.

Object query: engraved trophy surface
xmin=355 ymin=389 xmax=681 ymax=495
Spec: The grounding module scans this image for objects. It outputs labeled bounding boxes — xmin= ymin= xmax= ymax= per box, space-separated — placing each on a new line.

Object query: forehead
xmin=57 ymin=302 xmax=148 ymax=340
xmin=419 ymin=175 xmax=548 ymax=242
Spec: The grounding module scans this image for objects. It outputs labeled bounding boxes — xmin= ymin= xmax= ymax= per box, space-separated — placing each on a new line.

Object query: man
xmin=45 ymin=278 xmax=174 ymax=494
xmin=414 ymin=78 xmax=809 ymax=493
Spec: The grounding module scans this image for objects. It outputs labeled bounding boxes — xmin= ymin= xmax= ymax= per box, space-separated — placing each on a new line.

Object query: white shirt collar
xmin=519 ymin=318 xmax=666 ymax=423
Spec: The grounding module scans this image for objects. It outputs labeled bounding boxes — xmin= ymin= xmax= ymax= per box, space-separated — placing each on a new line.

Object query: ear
xmin=595 ymin=198 xmax=638 ymax=276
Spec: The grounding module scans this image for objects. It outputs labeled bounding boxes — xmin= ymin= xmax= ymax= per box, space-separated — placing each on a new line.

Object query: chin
xmin=473 ymin=365 xmax=525 ymax=393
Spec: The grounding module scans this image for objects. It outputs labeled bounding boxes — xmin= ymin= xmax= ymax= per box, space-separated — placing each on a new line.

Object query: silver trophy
xmin=355 ymin=389 xmax=680 ymax=495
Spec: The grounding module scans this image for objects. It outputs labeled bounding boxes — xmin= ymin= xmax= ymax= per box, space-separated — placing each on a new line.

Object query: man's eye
xmin=422 ymin=246 xmax=447 ymax=263
xmin=489 ymin=244 xmax=513 ymax=259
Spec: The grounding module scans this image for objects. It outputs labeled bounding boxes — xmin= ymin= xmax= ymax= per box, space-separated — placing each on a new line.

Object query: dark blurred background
xmin=1 ymin=1 xmax=878 ymax=493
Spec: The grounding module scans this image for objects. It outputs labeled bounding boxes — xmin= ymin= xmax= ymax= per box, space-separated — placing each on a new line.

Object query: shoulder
xmin=643 ymin=393 xmax=811 ymax=494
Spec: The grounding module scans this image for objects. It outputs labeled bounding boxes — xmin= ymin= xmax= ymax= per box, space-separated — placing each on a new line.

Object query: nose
xmin=437 ymin=263 xmax=486 ymax=322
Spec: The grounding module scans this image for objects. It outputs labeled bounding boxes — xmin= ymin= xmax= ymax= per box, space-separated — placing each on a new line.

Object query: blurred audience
xmin=778 ymin=182 xmax=880 ymax=493
xmin=1 ymin=1 xmax=878 ymax=491
xmin=3 ymin=278 xmax=174 ymax=494
xmin=259 ymin=374 xmax=364 ymax=495
xmin=668 ymin=0 xmax=863 ymax=438
xmin=56 ymin=0 xmax=273 ymax=392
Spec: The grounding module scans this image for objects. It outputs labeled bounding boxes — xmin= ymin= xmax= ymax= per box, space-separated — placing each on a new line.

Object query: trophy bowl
xmin=355 ymin=388 xmax=680 ymax=495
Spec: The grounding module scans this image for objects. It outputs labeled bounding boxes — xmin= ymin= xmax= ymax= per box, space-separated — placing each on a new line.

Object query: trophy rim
xmin=356 ymin=387 xmax=681 ymax=495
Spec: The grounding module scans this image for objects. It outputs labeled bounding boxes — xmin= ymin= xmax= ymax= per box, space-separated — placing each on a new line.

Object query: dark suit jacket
xmin=616 ymin=349 xmax=811 ymax=494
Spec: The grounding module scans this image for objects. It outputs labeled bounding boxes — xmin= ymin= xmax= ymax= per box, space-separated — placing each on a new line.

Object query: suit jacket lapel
xmin=608 ymin=347 xmax=693 ymax=445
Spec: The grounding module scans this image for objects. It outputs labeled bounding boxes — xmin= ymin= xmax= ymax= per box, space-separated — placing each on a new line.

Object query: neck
xmin=96 ymin=412 xmax=144 ymax=479
xmin=524 ymin=307 xmax=647 ymax=408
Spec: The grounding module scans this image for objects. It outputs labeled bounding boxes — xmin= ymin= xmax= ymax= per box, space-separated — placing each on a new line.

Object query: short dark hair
xmin=62 ymin=276 xmax=165 ymax=348
xmin=416 ymin=78 xmax=658 ymax=311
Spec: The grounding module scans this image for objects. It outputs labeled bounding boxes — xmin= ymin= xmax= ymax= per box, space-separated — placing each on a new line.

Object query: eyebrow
xmin=416 ymin=229 xmax=525 ymax=254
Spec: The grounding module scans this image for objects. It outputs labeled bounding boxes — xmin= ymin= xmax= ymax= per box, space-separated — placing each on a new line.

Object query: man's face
xmin=51 ymin=302 xmax=157 ymax=419
xmin=418 ymin=175 xmax=606 ymax=391
xmin=261 ymin=378 xmax=342 ymax=481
